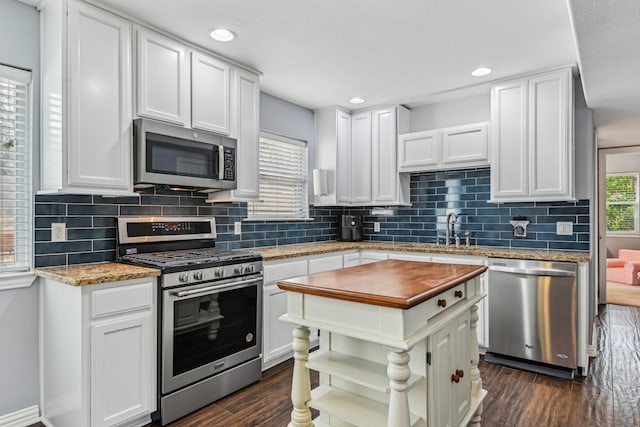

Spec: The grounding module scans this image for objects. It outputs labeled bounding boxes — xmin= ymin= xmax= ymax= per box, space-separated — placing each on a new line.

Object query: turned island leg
xmin=289 ymin=326 xmax=313 ymax=427
xmin=386 ymin=348 xmax=411 ymax=427
xmin=469 ymin=303 xmax=483 ymax=427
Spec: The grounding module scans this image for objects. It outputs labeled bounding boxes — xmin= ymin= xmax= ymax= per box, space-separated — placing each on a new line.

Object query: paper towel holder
xmin=312 ymin=169 xmax=329 ymax=196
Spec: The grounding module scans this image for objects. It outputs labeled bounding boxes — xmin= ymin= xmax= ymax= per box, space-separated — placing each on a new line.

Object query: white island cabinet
xmin=278 ymin=259 xmax=487 ymax=427
xmin=38 ymin=266 xmax=159 ymax=427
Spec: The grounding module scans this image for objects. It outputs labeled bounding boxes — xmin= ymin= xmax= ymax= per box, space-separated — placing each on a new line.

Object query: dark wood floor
xmin=29 ymin=304 xmax=640 ymax=427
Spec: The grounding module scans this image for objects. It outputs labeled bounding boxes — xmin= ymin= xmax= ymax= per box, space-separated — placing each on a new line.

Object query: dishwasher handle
xmin=490 ymin=265 xmax=576 ymax=277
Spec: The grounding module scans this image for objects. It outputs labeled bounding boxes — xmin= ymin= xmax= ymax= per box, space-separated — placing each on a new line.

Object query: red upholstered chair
xmin=607 ymin=249 xmax=640 ymax=285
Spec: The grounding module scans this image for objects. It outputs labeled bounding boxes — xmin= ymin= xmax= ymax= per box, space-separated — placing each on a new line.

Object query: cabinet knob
xmin=451 ymin=373 xmax=460 ymax=383
xmin=437 ymin=299 xmax=447 ymax=308
xmin=454 ymin=290 xmax=463 ymax=298
xmin=456 ymin=369 xmax=464 ymax=378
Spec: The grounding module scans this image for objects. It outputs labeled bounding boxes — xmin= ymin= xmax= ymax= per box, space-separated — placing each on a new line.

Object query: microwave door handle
xmin=218 ymin=145 xmax=224 ymax=180
xmin=172 ymin=277 xmax=263 ymax=299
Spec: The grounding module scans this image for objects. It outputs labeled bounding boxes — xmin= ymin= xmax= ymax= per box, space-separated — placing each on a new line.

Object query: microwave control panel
xmin=222 ymin=147 xmax=235 ymax=181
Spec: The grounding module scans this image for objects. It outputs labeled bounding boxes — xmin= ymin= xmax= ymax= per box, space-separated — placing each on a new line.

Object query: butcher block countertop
xmin=35 ymin=262 xmax=161 ymax=286
xmin=277 ymin=259 xmax=487 ymax=309
xmin=253 ymin=241 xmax=591 ymax=263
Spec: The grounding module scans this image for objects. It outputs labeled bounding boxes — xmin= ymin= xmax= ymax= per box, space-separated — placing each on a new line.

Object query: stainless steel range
xmin=117 ymin=216 xmax=263 ymax=425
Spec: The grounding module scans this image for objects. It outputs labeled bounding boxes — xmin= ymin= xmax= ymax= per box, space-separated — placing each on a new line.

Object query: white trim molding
xmin=0 ymin=272 xmax=37 ymax=290
xmin=0 ymin=405 xmax=40 ymax=427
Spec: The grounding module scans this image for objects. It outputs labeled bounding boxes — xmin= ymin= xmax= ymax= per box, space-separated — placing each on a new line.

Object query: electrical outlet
xmin=556 ymin=221 xmax=573 ymax=236
xmin=234 ymin=221 xmax=242 ymax=235
xmin=374 ymin=222 xmax=381 ymax=232
xmin=51 ymin=223 xmax=66 ymax=242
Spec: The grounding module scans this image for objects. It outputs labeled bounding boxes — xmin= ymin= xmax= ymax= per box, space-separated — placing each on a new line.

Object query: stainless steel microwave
xmin=134 ymin=118 xmax=237 ymax=190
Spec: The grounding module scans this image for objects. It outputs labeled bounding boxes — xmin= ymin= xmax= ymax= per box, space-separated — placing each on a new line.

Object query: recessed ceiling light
xmin=349 ymin=97 xmax=365 ymax=104
xmin=210 ymin=28 xmax=236 ymax=42
xmin=471 ymin=67 xmax=492 ymax=77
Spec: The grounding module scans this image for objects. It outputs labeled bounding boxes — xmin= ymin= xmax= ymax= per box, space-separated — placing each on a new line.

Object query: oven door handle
xmin=172 ymin=277 xmax=263 ymax=298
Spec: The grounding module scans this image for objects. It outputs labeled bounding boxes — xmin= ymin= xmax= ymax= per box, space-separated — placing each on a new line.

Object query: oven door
xmin=161 ymin=273 xmax=262 ymax=393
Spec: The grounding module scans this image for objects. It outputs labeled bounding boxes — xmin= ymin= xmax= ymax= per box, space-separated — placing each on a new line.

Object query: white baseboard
xmin=0 ymin=405 xmax=40 ymax=427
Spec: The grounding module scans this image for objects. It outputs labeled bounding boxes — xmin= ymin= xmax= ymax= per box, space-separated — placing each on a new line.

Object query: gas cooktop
xmin=121 ymin=247 xmax=260 ymax=268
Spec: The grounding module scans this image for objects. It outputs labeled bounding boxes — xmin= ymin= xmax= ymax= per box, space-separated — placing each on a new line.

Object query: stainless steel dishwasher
xmin=485 ymin=258 xmax=577 ymax=379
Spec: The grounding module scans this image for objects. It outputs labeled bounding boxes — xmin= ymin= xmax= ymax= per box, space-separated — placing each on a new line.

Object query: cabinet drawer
xmin=91 ymin=281 xmax=153 ymax=319
xmin=426 ymin=283 xmax=466 ymax=318
xmin=264 ymin=260 xmax=308 ymax=283
xmin=308 ymin=255 xmax=343 ymax=274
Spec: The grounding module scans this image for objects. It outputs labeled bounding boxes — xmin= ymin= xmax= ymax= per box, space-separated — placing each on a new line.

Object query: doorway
xmin=597 ymin=146 xmax=640 ymax=305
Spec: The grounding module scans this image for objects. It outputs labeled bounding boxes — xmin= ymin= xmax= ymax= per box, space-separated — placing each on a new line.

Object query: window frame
xmin=0 ymin=64 xmax=35 ymax=288
xmin=247 ymin=132 xmax=310 ymax=221
xmin=605 ymin=172 xmax=640 ymax=235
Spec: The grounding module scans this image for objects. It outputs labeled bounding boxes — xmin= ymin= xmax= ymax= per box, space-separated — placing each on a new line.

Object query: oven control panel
xmin=162 ymin=260 xmax=263 ymax=288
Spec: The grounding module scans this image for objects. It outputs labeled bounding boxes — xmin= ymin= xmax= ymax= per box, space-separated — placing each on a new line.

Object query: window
xmin=606 ymin=173 xmax=639 ymax=233
xmin=248 ymin=134 xmax=309 ymax=220
xmin=0 ymin=65 xmax=32 ymax=273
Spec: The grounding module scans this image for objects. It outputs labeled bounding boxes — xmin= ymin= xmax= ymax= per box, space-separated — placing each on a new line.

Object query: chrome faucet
xmin=445 ymin=212 xmax=458 ymax=246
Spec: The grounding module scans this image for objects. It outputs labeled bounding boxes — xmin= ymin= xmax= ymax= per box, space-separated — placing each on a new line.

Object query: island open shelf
xmin=278 ymin=259 xmax=488 ymax=427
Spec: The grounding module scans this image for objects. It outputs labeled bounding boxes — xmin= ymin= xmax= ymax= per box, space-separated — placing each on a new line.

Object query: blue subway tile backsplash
xmin=348 ymin=167 xmax=590 ymax=252
xmin=34 ymin=166 xmax=590 ymax=267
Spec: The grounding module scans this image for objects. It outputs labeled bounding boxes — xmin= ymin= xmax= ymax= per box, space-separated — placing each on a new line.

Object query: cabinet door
xmin=67 ymin=2 xmax=132 ymax=192
xmin=371 ymin=107 xmax=398 ymax=203
xmin=230 ymin=68 xmax=260 ymax=200
xmin=191 ymin=51 xmax=231 ymax=134
xmin=452 ymin=311 xmax=471 ymax=427
xmin=336 ymin=110 xmax=352 ymax=204
xmin=91 ymin=312 xmax=153 ymax=427
xmin=430 ymin=324 xmax=453 ymax=427
xmin=350 ymin=111 xmax=372 ymax=204
xmin=528 ymin=69 xmax=573 ymax=199
xmin=490 ymin=79 xmax=528 ymax=200
xmin=441 ymin=122 xmax=489 ymax=166
xmin=262 ymin=284 xmax=295 ymax=369
xmin=137 ymin=28 xmax=190 ymax=126
xmin=398 ymin=130 xmax=441 ymax=171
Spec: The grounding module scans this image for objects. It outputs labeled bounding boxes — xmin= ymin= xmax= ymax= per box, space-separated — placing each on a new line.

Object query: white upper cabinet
xmin=441 ymin=122 xmax=489 ymax=166
xmin=349 ymin=111 xmax=372 ymax=204
xmin=207 ymin=68 xmax=260 ymax=202
xmin=191 ymin=51 xmax=231 ymax=135
xmin=40 ymin=0 xmax=134 ymax=195
xmin=315 ymin=106 xmax=409 ymax=206
xmin=372 ymin=107 xmax=398 ymax=203
xmin=136 ymin=28 xmax=190 ymax=126
xmin=490 ymin=68 xmax=574 ymax=202
xmin=398 ymin=130 xmax=441 ymax=171
xmin=335 ymin=109 xmax=352 ymax=204
xmin=398 ymin=122 xmax=489 ymax=173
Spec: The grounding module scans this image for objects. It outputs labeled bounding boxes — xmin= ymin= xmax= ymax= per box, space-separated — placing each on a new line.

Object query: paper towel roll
xmin=313 ymin=169 xmax=328 ymax=196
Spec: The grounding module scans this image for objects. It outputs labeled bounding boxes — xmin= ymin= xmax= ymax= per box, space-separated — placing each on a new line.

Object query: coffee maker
xmin=337 ymin=215 xmax=364 ymax=242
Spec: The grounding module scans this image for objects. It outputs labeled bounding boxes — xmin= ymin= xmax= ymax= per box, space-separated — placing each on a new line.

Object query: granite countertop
xmin=278 ymin=259 xmax=488 ymax=309
xmin=35 ymin=262 xmax=161 ymax=286
xmin=252 ymin=241 xmax=591 ymax=263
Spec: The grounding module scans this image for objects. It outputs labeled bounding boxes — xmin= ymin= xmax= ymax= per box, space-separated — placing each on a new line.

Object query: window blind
xmin=0 ymin=65 xmax=31 ymax=273
xmin=248 ymin=136 xmax=308 ymax=220
xmin=606 ymin=173 xmax=639 ymax=233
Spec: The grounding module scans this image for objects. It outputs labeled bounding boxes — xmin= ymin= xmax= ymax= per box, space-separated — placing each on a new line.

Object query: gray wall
xmin=409 ymin=93 xmax=490 ymax=132
xmin=260 ymin=91 xmax=316 ymax=199
xmin=0 ymin=0 xmax=40 ymax=417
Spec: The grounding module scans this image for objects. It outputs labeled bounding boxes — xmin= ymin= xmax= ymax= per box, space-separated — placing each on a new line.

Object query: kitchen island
xmin=278 ymin=259 xmax=488 ymax=427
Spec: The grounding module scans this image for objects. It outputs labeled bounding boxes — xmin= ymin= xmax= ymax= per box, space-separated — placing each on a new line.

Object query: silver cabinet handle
xmin=489 ymin=265 xmax=575 ymax=277
xmin=172 ymin=277 xmax=262 ymax=298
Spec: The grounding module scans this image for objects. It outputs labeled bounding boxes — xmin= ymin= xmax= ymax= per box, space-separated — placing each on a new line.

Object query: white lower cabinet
xmin=91 ymin=311 xmax=153 ymax=427
xmin=40 ymin=277 xmax=157 ymax=427
xmin=262 ymin=253 xmax=347 ymax=369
